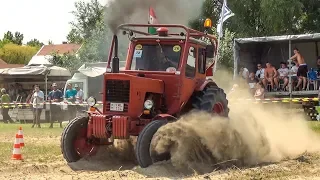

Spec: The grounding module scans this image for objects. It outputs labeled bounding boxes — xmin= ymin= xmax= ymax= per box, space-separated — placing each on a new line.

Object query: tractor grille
xmin=106 ymin=80 xmax=130 ymax=103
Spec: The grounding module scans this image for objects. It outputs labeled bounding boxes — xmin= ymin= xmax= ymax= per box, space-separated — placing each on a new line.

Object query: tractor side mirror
xmin=206 ymin=45 xmax=215 ymax=58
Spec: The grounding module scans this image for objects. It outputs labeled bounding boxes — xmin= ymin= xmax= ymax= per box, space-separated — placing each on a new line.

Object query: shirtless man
xmin=290 ymin=48 xmax=307 ymax=90
xmin=262 ymin=62 xmax=278 ymax=91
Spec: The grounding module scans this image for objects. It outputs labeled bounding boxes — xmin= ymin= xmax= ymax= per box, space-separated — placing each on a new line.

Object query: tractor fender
xmin=196 ymin=79 xmax=217 ymax=91
xmin=152 ymin=114 xmax=177 ymax=122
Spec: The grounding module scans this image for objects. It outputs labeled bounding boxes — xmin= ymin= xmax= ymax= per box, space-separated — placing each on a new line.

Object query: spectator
xmin=254 ymin=82 xmax=265 ymax=99
xmin=8 ymin=85 xmax=15 ymax=102
xmin=65 ymin=83 xmax=77 ymax=103
xmin=1 ymin=88 xmax=14 ymax=123
xmin=290 ymin=48 xmax=307 ymax=91
xmin=65 ymin=83 xmax=77 ymax=120
xmin=74 ymin=84 xmax=84 ymax=115
xmin=289 ymin=62 xmax=299 ymax=89
xmin=31 ymin=85 xmax=44 ymax=128
xmin=255 ymin=63 xmax=265 ymax=81
xmin=48 ymin=83 xmax=63 ymax=128
xmin=262 ymin=62 xmax=278 ymax=91
xmin=276 ymin=62 xmax=289 ymax=91
xmin=247 ymin=72 xmax=259 ymax=95
xmin=75 ymin=84 xmax=84 ymax=103
xmin=316 ymin=56 xmax=320 ymax=76
xmin=239 ymin=67 xmax=249 ymax=79
xmin=26 ymin=90 xmax=34 ymax=103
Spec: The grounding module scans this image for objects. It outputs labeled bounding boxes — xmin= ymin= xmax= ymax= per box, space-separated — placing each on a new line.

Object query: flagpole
xmin=214 ymin=33 xmax=222 ymax=73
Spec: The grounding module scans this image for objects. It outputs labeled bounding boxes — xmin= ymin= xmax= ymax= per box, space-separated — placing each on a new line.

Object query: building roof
xmin=36 ymin=43 xmax=82 ymax=56
xmin=0 ymin=58 xmax=24 ymax=69
xmin=0 ymin=58 xmax=7 ymax=65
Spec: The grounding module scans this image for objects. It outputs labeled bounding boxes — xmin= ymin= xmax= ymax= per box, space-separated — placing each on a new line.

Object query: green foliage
xmin=48 ymin=52 xmax=79 ymax=72
xmin=70 ymin=0 xmax=104 ymax=39
xmin=3 ymin=31 xmax=24 ymax=45
xmin=27 ymin=38 xmax=44 ymax=48
xmin=210 ymin=27 xmax=235 ymax=72
xmin=67 ymin=28 xmax=84 ymax=44
xmin=0 ymin=43 xmax=39 ymax=64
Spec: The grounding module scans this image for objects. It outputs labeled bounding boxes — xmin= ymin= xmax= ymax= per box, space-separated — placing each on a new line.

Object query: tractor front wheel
xmin=192 ymin=84 xmax=229 ymax=117
xmin=136 ymin=120 xmax=169 ymax=168
xmin=60 ymin=116 xmax=98 ymax=163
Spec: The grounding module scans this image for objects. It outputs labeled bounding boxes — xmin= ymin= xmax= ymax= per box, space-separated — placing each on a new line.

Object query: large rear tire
xmin=136 ymin=120 xmax=167 ymax=168
xmin=60 ymin=116 xmax=98 ymax=163
xmin=192 ymin=84 xmax=229 ymax=117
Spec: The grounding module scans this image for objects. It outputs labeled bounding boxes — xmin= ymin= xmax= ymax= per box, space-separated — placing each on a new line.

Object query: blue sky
xmin=0 ymin=0 xmax=108 ymax=45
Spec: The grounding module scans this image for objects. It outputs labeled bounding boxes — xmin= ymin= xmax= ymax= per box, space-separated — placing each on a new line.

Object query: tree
xmin=48 ymin=40 xmax=53 ymax=45
xmin=67 ymin=28 xmax=84 ymax=44
xmin=2 ymin=31 xmax=24 ymax=45
xmin=191 ymin=0 xmax=316 ymax=38
xmin=3 ymin=31 xmax=14 ymax=42
xmin=48 ymin=52 xmax=79 ymax=72
xmin=27 ymin=38 xmax=44 ymax=48
xmin=70 ymin=0 xmax=104 ymax=39
xmin=13 ymin=32 xmax=24 ymax=45
xmin=0 ymin=43 xmax=39 ymax=64
xmin=210 ymin=27 xmax=235 ymax=71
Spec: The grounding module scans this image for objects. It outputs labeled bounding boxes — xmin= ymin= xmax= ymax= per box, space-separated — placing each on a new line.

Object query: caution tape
xmin=229 ymin=97 xmax=319 ymax=103
xmin=0 ymin=101 xmax=103 ymax=109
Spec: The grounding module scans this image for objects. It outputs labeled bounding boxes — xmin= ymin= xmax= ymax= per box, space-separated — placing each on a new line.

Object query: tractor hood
xmin=104 ymin=73 xmax=165 ymax=116
xmin=105 ymin=73 xmax=164 ymax=94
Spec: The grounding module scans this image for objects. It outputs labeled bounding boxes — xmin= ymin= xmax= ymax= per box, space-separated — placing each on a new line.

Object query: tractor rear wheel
xmin=192 ymin=84 xmax=229 ymax=117
xmin=136 ymin=120 xmax=168 ymax=168
xmin=60 ymin=116 xmax=98 ymax=163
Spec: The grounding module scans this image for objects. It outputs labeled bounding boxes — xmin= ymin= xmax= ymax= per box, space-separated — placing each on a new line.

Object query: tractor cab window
xmin=185 ymin=46 xmax=196 ymax=78
xmin=198 ymin=48 xmax=206 ymax=74
xmin=130 ymin=44 xmax=181 ymax=72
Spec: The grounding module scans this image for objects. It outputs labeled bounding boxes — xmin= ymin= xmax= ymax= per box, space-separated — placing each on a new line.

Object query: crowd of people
xmin=239 ymin=48 xmax=320 ymax=98
xmin=0 ymin=82 xmax=84 ymax=128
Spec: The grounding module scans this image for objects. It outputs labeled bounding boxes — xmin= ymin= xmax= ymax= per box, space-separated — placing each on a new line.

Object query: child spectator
xmin=254 ymin=82 xmax=265 ymax=99
xmin=247 ymin=72 xmax=259 ymax=95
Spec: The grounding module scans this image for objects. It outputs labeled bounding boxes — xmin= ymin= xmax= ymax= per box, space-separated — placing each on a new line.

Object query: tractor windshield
xmin=130 ymin=44 xmax=181 ymax=72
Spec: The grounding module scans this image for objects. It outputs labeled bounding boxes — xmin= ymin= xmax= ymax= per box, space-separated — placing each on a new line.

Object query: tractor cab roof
xmin=130 ymin=35 xmax=210 ymax=47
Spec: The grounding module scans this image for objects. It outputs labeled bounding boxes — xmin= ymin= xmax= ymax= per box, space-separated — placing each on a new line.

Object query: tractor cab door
xmin=180 ymin=44 xmax=207 ymax=106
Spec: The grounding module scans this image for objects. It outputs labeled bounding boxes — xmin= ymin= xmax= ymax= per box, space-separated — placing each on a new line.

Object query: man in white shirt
xmin=75 ymin=84 xmax=84 ymax=103
xmin=32 ymin=85 xmax=44 ymax=128
xmin=74 ymin=84 xmax=84 ymax=115
xmin=255 ymin=63 xmax=265 ymax=81
xmin=275 ymin=62 xmax=289 ymax=90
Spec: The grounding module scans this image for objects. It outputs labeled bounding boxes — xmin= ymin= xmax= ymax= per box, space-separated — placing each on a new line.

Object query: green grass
xmin=0 ymin=123 xmax=64 ymax=164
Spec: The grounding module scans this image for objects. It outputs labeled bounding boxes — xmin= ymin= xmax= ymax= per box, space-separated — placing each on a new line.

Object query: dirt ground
xmin=2 ymin=150 xmax=320 ymax=180
xmin=2 ymin=86 xmax=320 ymax=179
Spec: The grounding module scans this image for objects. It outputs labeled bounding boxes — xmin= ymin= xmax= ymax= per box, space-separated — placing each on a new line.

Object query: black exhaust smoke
xmin=111 ymin=35 xmax=119 ymax=73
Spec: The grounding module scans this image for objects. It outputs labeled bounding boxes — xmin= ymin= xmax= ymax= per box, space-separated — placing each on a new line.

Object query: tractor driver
xmin=153 ymin=45 xmax=179 ymax=72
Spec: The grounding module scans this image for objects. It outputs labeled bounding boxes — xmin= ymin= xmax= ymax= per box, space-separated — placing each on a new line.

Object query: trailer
xmin=233 ymin=33 xmax=320 ymax=120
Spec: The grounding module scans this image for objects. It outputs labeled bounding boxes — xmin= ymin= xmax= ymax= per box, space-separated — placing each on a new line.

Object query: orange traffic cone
xmin=18 ymin=127 xmax=24 ymax=147
xmin=12 ymin=133 xmax=23 ymax=160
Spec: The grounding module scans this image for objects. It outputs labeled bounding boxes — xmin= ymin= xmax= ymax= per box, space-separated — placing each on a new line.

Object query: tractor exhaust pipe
xmin=111 ymin=35 xmax=119 ymax=73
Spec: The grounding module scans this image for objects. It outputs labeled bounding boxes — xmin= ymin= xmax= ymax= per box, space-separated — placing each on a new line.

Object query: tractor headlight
xmin=87 ymin=97 xmax=96 ymax=107
xmin=144 ymin=100 xmax=154 ymax=110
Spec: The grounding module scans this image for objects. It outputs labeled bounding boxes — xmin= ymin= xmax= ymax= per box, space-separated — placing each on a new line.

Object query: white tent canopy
xmin=77 ymin=61 xmax=126 ymax=77
xmin=28 ymin=55 xmax=52 ymax=66
xmin=5 ymin=65 xmax=71 ymax=77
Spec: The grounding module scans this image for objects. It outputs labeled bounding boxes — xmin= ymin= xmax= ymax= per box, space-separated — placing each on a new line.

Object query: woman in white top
xmin=31 ymin=85 xmax=44 ymax=128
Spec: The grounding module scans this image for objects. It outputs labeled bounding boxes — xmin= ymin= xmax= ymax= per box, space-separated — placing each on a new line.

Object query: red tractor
xmin=60 ymin=21 xmax=229 ymax=168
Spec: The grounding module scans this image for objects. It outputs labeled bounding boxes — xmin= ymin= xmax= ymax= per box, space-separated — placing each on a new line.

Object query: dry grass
xmin=0 ymin=121 xmax=320 ymax=179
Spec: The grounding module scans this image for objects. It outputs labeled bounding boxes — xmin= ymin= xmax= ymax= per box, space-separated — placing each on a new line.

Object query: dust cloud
xmin=151 ymin=72 xmax=320 ymax=172
xmin=105 ymin=0 xmax=204 ymax=33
